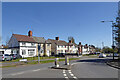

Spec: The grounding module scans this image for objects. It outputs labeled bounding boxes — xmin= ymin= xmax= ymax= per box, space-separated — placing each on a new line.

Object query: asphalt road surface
xmin=1 ymin=57 xmax=119 ymax=80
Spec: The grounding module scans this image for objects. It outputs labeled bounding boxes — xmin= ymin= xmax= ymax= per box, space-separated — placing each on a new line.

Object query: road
xmin=1 ymin=57 xmax=119 ymax=80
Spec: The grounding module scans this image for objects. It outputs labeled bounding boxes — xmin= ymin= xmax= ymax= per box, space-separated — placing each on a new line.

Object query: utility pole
xmin=101 ymin=20 xmax=115 ymax=60
xmin=38 ymin=44 xmax=41 ymax=63
xmin=102 ymin=42 xmax=104 ymax=53
xmin=112 ymin=22 xmax=115 ymax=60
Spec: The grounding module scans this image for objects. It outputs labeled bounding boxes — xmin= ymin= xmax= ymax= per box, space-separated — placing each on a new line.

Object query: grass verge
xmin=1 ymin=57 xmax=80 ymax=68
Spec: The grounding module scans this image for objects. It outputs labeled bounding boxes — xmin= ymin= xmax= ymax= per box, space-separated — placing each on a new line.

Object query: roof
xmin=48 ymin=39 xmax=68 ymax=46
xmin=68 ymin=43 xmax=78 ymax=47
xmin=32 ymin=37 xmax=50 ymax=43
xmin=13 ymin=34 xmax=36 ymax=43
xmin=13 ymin=34 xmax=51 ymax=43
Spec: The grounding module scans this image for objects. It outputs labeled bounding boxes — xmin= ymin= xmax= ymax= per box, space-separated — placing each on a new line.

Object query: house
xmin=32 ymin=36 xmax=51 ymax=56
xmin=78 ymin=42 xmax=83 ymax=55
xmin=0 ymin=48 xmax=11 ymax=55
xmin=48 ymin=37 xmax=68 ymax=55
xmin=8 ymin=31 xmax=51 ymax=58
xmin=48 ymin=37 xmax=78 ymax=56
xmin=89 ymin=45 xmax=96 ymax=53
xmin=67 ymin=40 xmax=78 ymax=54
xmin=78 ymin=42 xmax=96 ymax=55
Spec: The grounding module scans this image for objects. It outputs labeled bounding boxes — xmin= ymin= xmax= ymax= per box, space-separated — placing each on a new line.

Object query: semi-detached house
xmin=48 ymin=37 xmax=78 ymax=56
xmin=8 ymin=31 xmax=51 ymax=58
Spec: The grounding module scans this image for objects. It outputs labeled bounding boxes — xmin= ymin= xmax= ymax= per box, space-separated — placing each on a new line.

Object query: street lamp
xmin=101 ymin=20 xmax=115 ymax=60
xmin=38 ymin=44 xmax=41 ymax=63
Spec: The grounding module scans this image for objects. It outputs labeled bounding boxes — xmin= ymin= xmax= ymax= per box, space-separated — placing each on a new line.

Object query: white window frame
xmin=22 ymin=42 xmax=26 ymax=46
xmin=22 ymin=50 xmax=26 ymax=55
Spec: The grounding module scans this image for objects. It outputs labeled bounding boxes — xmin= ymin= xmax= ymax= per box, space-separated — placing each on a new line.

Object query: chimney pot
xmin=79 ymin=42 xmax=81 ymax=45
xmin=55 ymin=37 xmax=59 ymax=40
xmin=28 ymin=30 xmax=32 ymax=37
xmin=69 ymin=40 xmax=72 ymax=43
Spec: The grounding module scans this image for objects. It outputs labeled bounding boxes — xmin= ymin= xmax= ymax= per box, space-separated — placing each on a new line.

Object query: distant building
xmin=78 ymin=43 xmax=95 ymax=55
xmin=48 ymin=37 xmax=68 ymax=55
xmin=48 ymin=37 xmax=78 ymax=56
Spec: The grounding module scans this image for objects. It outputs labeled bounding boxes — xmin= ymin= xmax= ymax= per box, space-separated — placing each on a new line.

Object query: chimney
xmin=85 ymin=44 xmax=88 ymax=46
xmin=28 ymin=30 xmax=32 ymax=37
xmin=55 ymin=37 xmax=59 ymax=41
xmin=69 ymin=40 xmax=72 ymax=43
xmin=79 ymin=42 xmax=81 ymax=45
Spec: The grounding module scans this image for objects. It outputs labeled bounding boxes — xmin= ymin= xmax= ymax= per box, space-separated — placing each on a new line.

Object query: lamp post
xmin=38 ymin=44 xmax=41 ymax=63
xmin=101 ymin=20 xmax=115 ymax=60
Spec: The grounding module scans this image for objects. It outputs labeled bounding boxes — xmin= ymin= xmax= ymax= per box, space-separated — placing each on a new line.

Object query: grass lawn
xmin=1 ymin=57 xmax=80 ymax=68
xmin=1 ymin=56 xmax=60 ymax=63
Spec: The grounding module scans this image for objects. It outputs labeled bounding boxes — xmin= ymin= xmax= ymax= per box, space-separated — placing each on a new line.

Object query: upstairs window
xmin=31 ymin=43 xmax=35 ymax=46
xmin=22 ymin=42 xmax=26 ymax=46
xmin=47 ymin=44 xmax=50 ymax=46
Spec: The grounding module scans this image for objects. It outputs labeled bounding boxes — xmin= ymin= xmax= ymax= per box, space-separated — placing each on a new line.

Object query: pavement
xmin=1 ymin=56 xmax=119 ymax=79
xmin=106 ymin=59 xmax=120 ymax=69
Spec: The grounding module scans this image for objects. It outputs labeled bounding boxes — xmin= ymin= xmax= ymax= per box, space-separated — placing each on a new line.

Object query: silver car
xmin=0 ymin=54 xmax=13 ymax=61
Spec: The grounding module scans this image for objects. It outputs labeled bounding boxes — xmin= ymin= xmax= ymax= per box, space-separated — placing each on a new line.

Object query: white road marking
xmin=32 ymin=69 xmax=41 ymax=72
xmin=66 ymin=69 xmax=78 ymax=79
xmin=63 ymin=71 xmax=65 ymax=73
xmin=11 ymin=72 xmax=25 ymax=76
xmin=10 ymin=68 xmax=46 ymax=76
xmin=69 ymin=71 xmax=72 ymax=74
xmin=73 ymin=76 xmax=77 ymax=79
xmin=70 ymin=73 xmax=74 ymax=76
xmin=63 ymin=70 xmax=69 ymax=80
xmin=65 ymin=77 xmax=68 ymax=78
xmin=64 ymin=74 xmax=67 ymax=76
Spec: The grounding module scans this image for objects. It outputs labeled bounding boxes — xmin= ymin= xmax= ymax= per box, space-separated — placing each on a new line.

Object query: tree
xmin=95 ymin=47 xmax=101 ymax=52
xmin=68 ymin=36 xmax=75 ymax=44
xmin=115 ymin=16 xmax=120 ymax=53
xmin=5 ymin=36 xmax=10 ymax=46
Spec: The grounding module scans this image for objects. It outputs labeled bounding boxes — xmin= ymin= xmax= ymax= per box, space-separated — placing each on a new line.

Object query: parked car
xmin=11 ymin=54 xmax=18 ymax=59
xmin=110 ymin=53 xmax=119 ymax=57
xmin=99 ymin=53 xmax=106 ymax=58
xmin=0 ymin=54 xmax=13 ymax=61
xmin=58 ymin=53 xmax=65 ymax=57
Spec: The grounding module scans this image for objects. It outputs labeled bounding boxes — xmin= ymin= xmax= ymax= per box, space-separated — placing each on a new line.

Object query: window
xmin=47 ymin=44 xmax=50 ymax=46
xmin=22 ymin=42 xmax=26 ymax=46
xmin=28 ymin=49 xmax=35 ymax=56
xmin=22 ymin=50 xmax=26 ymax=55
xmin=58 ymin=45 xmax=59 ymax=48
xmin=31 ymin=43 xmax=35 ymax=46
xmin=58 ymin=50 xmax=60 ymax=53
xmin=61 ymin=50 xmax=63 ymax=53
xmin=41 ymin=50 xmax=44 ymax=53
xmin=65 ymin=50 xmax=67 ymax=53
xmin=17 ymin=50 xmax=19 ymax=54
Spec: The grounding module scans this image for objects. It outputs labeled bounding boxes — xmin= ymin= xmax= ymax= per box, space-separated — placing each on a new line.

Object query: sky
xmin=2 ymin=2 xmax=118 ymax=48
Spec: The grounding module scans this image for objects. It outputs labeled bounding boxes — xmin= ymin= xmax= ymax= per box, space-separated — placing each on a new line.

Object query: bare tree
xmin=68 ymin=36 xmax=75 ymax=44
xmin=5 ymin=36 xmax=10 ymax=46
